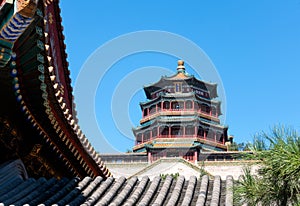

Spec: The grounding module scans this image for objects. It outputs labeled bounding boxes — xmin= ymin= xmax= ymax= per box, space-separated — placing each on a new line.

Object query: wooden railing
xmin=134 ymin=136 xmax=226 ymax=150
xmin=140 ymin=110 xmax=220 ymax=124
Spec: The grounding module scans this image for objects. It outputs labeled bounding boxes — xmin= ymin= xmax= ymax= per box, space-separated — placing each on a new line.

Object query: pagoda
xmin=133 ymin=60 xmax=230 ymax=162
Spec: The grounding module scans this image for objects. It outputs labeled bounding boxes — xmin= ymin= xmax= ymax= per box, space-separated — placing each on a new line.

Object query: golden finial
xmin=178 ymin=60 xmax=184 ymax=66
xmin=177 ymin=60 xmax=185 ymax=71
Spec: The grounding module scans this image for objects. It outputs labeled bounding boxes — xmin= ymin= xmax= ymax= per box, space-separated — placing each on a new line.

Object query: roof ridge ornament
xmin=177 ymin=60 xmax=185 ymax=73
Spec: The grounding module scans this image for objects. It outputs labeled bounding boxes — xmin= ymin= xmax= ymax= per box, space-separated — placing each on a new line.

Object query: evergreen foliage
xmin=234 ymin=126 xmax=300 ymax=206
xmin=160 ymin=173 xmax=180 ymax=180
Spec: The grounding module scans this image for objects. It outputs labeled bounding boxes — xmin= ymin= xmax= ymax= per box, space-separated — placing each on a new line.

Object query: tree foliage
xmin=228 ymin=141 xmax=252 ymax=151
xmin=234 ymin=126 xmax=300 ymax=206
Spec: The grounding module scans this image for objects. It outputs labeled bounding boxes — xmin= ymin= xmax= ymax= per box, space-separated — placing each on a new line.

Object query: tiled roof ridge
xmin=46 ymin=0 xmax=111 ymax=177
xmin=129 ymin=157 xmax=213 ymax=179
xmin=41 ymin=1 xmax=111 ymax=178
xmin=0 ymin=1 xmax=110 ymax=178
xmin=0 ymin=159 xmax=234 ymax=206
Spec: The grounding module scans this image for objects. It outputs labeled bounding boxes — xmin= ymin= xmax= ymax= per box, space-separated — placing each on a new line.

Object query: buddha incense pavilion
xmin=133 ymin=60 xmax=230 ymax=162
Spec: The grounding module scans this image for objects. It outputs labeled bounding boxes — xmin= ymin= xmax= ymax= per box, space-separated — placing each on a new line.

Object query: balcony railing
xmin=135 ymin=135 xmax=225 ymax=147
xmin=140 ymin=109 xmax=220 ymax=124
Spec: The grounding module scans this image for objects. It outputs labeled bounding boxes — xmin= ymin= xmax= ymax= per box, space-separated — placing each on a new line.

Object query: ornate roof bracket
xmin=0 ymin=0 xmax=39 ymax=68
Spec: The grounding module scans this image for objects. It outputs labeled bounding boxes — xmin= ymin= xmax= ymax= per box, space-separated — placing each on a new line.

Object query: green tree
xmin=228 ymin=141 xmax=252 ymax=151
xmin=242 ymin=142 xmax=252 ymax=151
xmin=234 ymin=126 xmax=300 ymax=206
xmin=228 ymin=142 xmax=239 ymax=151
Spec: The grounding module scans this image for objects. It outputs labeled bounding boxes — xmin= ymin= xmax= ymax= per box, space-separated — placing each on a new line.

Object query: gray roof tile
xmin=180 ymin=175 xmax=197 ymax=206
xmin=0 ymin=159 xmax=233 ymax=206
xmin=123 ymin=176 xmax=149 ymax=206
xmin=196 ymin=175 xmax=209 ymax=205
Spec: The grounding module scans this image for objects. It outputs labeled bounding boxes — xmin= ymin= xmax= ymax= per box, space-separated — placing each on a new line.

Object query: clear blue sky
xmin=60 ymin=1 xmax=300 ymax=153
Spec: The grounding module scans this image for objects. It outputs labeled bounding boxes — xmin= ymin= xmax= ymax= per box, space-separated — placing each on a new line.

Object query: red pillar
xmin=150 ymin=130 xmax=153 ymax=141
xmin=194 ymin=126 xmax=198 ymax=138
xmin=214 ymin=132 xmax=217 ymax=142
xmin=204 ymin=130 xmax=207 ymax=139
xmin=169 ymin=127 xmax=171 ymax=138
xmin=142 ymin=133 xmax=144 ymax=143
xmin=183 ymin=126 xmax=186 ymax=138
xmin=183 ymin=101 xmax=186 ymax=111
xmin=194 ymin=150 xmax=198 ymax=163
xmin=157 ymin=126 xmax=160 ymax=138
xmin=148 ymin=152 xmax=152 ymax=163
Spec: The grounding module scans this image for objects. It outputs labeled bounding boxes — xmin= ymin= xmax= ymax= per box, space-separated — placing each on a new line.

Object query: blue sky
xmin=60 ymin=1 xmax=300 ymax=153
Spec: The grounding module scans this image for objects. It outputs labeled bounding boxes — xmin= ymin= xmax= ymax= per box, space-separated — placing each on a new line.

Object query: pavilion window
xmin=217 ymin=133 xmax=221 ymax=142
xmin=178 ymin=101 xmax=184 ymax=109
xmin=137 ymin=133 xmax=143 ymax=144
xmin=197 ymin=127 xmax=204 ymax=137
xmin=217 ymin=133 xmax=224 ymax=143
xmin=183 ymin=85 xmax=189 ymax=93
xmin=152 ymin=127 xmax=157 ymax=138
xmin=207 ymin=130 xmax=214 ymax=140
xmin=157 ymin=103 xmax=161 ymax=112
xmin=211 ymin=107 xmax=217 ymax=116
xmin=171 ymin=126 xmax=182 ymax=136
xmin=200 ymin=104 xmax=206 ymax=113
xmin=206 ymin=105 xmax=211 ymax=114
xmin=174 ymin=82 xmax=182 ymax=93
xmin=144 ymin=131 xmax=150 ymax=142
xmin=200 ymin=104 xmax=210 ymax=114
xmin=149 ymin=105 xmax=156 ymax=115
xmin=163 ymin=101 xmax=170 ymax=110
xmin=143 ymin=109 xmax=148 ymax=117
xmin=171 ymin=101 xmax=182 ymax=110
xmin=194 ymin=102 xmax=199 ymax=111
xmin=160 ymin=126 xmax=169 ymax=136
xmin=185 ymin=100 xmax=193 ymax=110
xmin=185 ymin=125 xmax=195 ymax=136
xmin=171 ymin=101 xmax=177 ymax=110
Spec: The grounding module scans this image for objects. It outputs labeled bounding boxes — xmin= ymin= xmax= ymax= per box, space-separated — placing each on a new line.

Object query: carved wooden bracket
xmin=16 ymin=0 xmax=38 ymax=18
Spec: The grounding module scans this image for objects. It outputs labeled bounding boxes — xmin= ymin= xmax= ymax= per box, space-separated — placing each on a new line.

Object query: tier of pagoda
xmin=132 ymin=60 xmax=230 ymax=162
